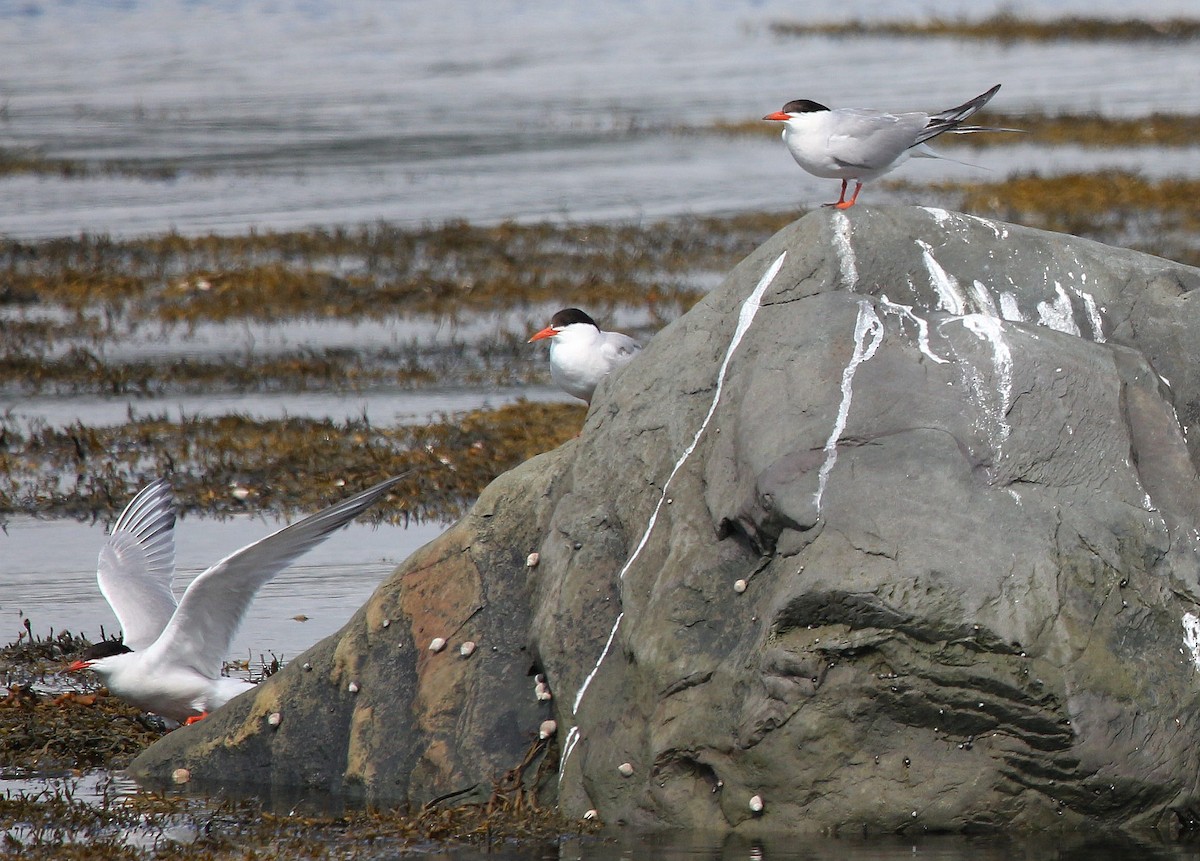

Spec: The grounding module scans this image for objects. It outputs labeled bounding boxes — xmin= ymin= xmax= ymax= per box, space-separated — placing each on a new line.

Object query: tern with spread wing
xmin=68 ymin=475 xmax=403 ymax=724
xmin=529 ymin=308 xmax=641 ymax=405
xmin=762 ymin=84 xmax=1017 ymax=209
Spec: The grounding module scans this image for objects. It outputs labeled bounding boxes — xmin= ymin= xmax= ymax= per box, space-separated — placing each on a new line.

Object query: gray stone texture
xmin=132 ymin=206 xmax=1200 ymax=837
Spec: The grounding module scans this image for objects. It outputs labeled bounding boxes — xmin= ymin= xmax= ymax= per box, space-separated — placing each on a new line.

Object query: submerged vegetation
xmin=0 ymin=401 xmax=585 ymax=522
xmin=769 ymin=13 xmax=1200 ymax=43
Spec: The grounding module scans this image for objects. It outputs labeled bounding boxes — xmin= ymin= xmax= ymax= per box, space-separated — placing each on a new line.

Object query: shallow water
xmin=4 ymin=383 xmax=572 ymax=431
xmin=2 ymin=0 xmax=1200 ymax=239
xmin=1 ymin=516 xmax=448 ymax=661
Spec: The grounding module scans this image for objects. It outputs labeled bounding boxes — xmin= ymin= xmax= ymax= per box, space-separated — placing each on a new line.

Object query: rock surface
xmin=132 ymin=206 xmax=1200 ymax=836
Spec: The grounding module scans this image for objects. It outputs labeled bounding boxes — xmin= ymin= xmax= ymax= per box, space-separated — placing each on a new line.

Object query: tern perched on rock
xmin=529 ymin=308 xmax=641 ymax=404
xmin=762 ymin=84 xmax=1017 ymax=209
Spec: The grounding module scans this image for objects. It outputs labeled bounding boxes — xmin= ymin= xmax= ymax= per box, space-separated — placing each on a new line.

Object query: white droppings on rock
xmin=348 ymin=681 xmax=359 ymax=693
xmin=815 ymin=301 xmax=884 ymax=512
xmin=172 ymin=768 xmax=191 ymax=785
xmin=878 ymin=295 xmax=947 ymax=364
xmin=960 ymin=313 xmax=1014 ymax=448
xmin=998 ymin=292 xmax=1025 ymax=322
xmin=526 ymin=552 xmax=540 ymax=568
xmin=916 ymin=239 xmax=966 ymax=315
xmin=563 ymin=252 xmax=788 ymax=776
xmin=749 ymin=794 xmax=764 ymax=813
xmin=1182 ymin=613 xmax=1200 ymax=671
xmin=832 ymin=210 xmax=858 ymax=288
xmin=617 ymin=762 xmax=634 ymax=777
xmin=460 ymin=641 xmax=477 ymax=658
xmin=1037 ymin=283 xmax=1081 ymax=337
xmin=733 ymin=579 xmax=747 ymax=594
xmin=428 ymin=637 xmax=447 ymax=653
xmin=267 ymin=712 xmax=282 ymax=727
xmin=539 ymin=719 xmax=557 ymax=739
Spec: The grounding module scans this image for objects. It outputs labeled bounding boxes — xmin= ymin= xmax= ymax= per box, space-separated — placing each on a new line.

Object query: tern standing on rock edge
xmin=67 ymin=475 xmax=406 ymax=725
xmin=762 ymin=84 xmax=1019 ymax=209
xmin=529 ymin=308 xmax=641 ymax=405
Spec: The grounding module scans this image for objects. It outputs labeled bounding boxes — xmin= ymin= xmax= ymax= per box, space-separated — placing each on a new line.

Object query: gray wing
xmin=96 ymin=479 xmax=179 ymax=651
xmin=600 ymin=332 xmax=641 ymax=370
xmin=146 ymin=475 xmax=405 ymax=678
xmin=828 ymin=110 xmax=930 ymax=170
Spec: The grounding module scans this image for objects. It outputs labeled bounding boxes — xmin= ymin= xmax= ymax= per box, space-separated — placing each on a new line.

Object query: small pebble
xmin=429 ymin=637 xmax=447 ymax=653
xmin=583 ymin=809 xmax=598 ymax=821
xmin=733 ymin=579 xmax=747 ymax=594
xmin=460 ymin=641 xmax=477 ymax=658
xmin=172 ymin=768 xmax=191 ymax=785
xmin=617 ymin=762 xmax=634 ymax=777
xmin=535 ymin=681 xmax=552 ymax=701
xmin=526 ymin=552 xmax=540 ymax=568
xmin=382 ymin=619 xmax=391 ymax=628
xmin=749 ymin=794 xmax=764 ymax=813
xmin=539 ymin=719 xmax=557 ymax=739
xmin=230 ymin=485 xmax=251 ymax=501
xmin=348 ymin=681 xmax=359 ymax=693
xmin=267 ymin=712 xmax=282 ymax=727
xmin=302 ymin=662 xmax=312 ymax=671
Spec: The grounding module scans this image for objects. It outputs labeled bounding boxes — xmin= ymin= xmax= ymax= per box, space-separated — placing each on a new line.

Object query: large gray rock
xmin=132 ymin=206 xmax=1200 ymax=837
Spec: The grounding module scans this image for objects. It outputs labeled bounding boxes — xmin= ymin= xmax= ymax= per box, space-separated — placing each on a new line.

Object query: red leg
xmin=823 ymin=179 xmax=849 ymax=208
xmin=834 ymin=181 xmax=863 ymax=210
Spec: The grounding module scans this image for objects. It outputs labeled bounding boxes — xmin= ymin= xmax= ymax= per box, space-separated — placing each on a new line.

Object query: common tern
xmin=67 ymin=475 xmax=403 ymax=724
xmin=529 ymin=308 xmax=640 ymax=404
xmin=762 ymin=84 xmax=1016 ymax=209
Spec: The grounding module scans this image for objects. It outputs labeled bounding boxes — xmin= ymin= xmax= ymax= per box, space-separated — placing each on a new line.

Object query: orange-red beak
xmin=66 ymin=659 xmax=91 ymax=672
xmin=762 ymin=111 xmax=790 ymax=122
xmin=528 ymin=326 xmax=558 ymax=343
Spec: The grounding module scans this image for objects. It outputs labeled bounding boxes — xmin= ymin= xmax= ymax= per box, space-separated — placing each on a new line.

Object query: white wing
xmin=147 ymin=475 xmax=405 ymax=678
xmin=96 ymin=479 xmax=179 ymax=651
xmin=600 ymin=331 xmax=641 ymax=371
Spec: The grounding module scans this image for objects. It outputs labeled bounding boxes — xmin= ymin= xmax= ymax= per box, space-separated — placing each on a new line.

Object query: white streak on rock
xmin=1184 ymin=613 xmax=1200 ymax=671
xmin=916 ymin=240 xmax=965 ymax=315
xmin=560 ymin=726 xmax=581 ymax=786
xmin=999 ymin=292 xmax=1025 ymax=323
xmin=815 ymin=301 xmax=885 ymax=512
xmin=1037 ymin=283 xmax=1081 ymax=337
xmin=879 ymin=295 xmax=947 ymax=364
xmin=923 ymin=207 xmax=953 ymax=227
xmin=832 ymin=212 xmax=857 ymax=288
xmin=961 ymin=314 xmax=1013 ymax=447
xmin=969 ymin=280 xmax=1000 ymax=318
xmin=567 ymin=252 xmax=788 ymax=755
xmin=573 ymin=610 xmax=623 ymax=714
xmin=1069 ymin=287 xmax=1106 ymax=342
xmin=922 ymin=207 xmax=1008 ymax=240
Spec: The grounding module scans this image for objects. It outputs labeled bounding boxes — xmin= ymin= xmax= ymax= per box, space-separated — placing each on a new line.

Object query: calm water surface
xmin=1 ymin=0 xmax=1199 ymax=238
